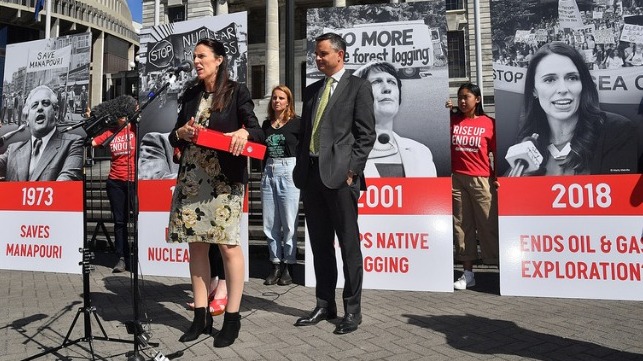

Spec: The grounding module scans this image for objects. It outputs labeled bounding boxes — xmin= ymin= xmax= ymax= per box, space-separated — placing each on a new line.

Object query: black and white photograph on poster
xmin=491 ymin=0 xmax=643 ymax=176
xmin=306 ymin=1 xmax=451 ymax=177
xmin=137 ymin=12 xmax=248 ymax=180
xmin=0 ymin=33 xmax=91 ymax=181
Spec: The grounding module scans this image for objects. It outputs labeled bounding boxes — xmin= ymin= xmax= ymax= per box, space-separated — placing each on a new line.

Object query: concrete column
xmin=216 ymin=0 xmax=228 ymax=15
xmin=50 ymin=17 xmax=60 ymax=39
xmin=265 ymin=0 xmax=280 ymax=96
xmin=334 ymin=0 xmax=346 ymax=7
xmin=154 ymin=0 xmax=160 ymax=25
xmin=91 ymin=31 xmax=105 ymax=105
xmin=45 ymin=0 xmax=52 ymax=39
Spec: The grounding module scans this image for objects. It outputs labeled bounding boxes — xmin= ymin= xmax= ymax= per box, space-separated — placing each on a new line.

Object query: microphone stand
xmin=23 ymin=133 xmax=136 ymax=361
xmin=103 ymin=77 xmax=179 ymax=361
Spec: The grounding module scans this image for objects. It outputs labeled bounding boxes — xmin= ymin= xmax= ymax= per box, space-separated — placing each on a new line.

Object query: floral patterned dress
xmin=167 ymin=94 xmax=244 ymax=245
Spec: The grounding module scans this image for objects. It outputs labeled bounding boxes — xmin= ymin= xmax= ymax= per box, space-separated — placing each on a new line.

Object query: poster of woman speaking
xmin=492 ymin=0 xmax=642 ymax=176
xmin=492 ymin=0 xmax=643 ymax=301
xmin=307 ymin=2 xmax=450 ymax=177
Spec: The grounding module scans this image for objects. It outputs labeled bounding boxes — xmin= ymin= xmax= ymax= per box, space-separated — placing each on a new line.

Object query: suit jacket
xmin=293 ymin=71 xmax=376 ymax=190
xmin=138 ymin=132 xmax=179 ymax=180
xmin=589 ymin=112 xmax=639 ymax=174
xmin=168 ymin=81 xmax=264 ymax=184
xmin=0 ymin=129 xmax=84 ymax=181
xmin=363 ymin=132 xmax=437 ymax=178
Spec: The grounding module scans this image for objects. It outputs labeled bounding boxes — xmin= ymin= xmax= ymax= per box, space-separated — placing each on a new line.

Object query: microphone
xmin=505 ymin=133 xmax=543 ymax=177
xmin=377 ymin=133 xmax=390 ymax=144
xmin=0 ymin=124 xmax=27 ymax=147
xmin=63 ymin=95 xmax=138 ymax=137
xmin=168 ymin=60 xmax=193 ymax=75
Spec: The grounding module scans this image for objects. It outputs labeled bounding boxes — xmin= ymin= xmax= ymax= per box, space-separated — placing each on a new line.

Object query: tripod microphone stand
xmin=101 ymin=78 xmax=180 ymax=361
xmin=23 ymin=138 xmax=136 ymax=361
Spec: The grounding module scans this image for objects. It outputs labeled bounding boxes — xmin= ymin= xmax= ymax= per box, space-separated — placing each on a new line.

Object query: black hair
xmin=457 ymin=82 xmax=485 ymax=116
xmin=315 ymin=32 xmax=347 ymax=53
xmin=518 ymin=42 xmax=603 ymax=173
xmin=195 ymin=38 xmax=234 ymax=112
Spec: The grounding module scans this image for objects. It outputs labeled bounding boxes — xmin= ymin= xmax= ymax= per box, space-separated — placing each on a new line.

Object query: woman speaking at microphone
xmin=512 ymin=42 xmax=638 ymax=176
xmin=166 ymin=38 xmax=263 ymax=348
xmin=90 ymin=95 xmax=138 ymax=274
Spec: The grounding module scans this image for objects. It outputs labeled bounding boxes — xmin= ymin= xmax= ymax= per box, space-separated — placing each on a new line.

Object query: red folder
xmin=194 ymin=128 xmax=266 ymax=160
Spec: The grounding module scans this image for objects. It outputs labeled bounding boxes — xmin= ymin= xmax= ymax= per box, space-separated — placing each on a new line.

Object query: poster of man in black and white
xmin=0 ymin=33 xmax=91 ymax=181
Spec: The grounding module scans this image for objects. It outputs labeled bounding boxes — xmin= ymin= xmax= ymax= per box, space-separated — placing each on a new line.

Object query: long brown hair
xmin=267 ymin=85 xmax=296 ymax=121
xmin=196 ymin=38 xmax=235 ymax=112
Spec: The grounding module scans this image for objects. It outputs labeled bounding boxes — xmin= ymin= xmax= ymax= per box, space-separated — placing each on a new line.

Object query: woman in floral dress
xmin=167 ymin=38 xmax=263 ymax=348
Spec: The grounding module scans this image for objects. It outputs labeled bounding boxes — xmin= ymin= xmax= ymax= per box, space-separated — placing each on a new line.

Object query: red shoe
xmin=187 ymin=289 xmax=216 ymax=310
xmin=209 ymin=296 xmax=227 ymax=316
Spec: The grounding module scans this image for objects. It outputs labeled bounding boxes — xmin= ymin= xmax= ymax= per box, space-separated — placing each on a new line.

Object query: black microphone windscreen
xmin=90 ymin=98 xmax=120 ymax=120
xmin=113 ymin=95 xmax=138 ymax=119
xmin=378 ymin=133 xmax=390 ymax=144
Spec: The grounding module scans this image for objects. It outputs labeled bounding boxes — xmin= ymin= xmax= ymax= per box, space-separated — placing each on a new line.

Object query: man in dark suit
xmin=0 ymin=85 xmax=83 ymax=181
xmin=293 ymin=32 xmax=376 ymax=335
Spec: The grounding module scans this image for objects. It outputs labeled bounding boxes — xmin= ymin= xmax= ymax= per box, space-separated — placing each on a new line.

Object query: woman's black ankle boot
xmin=179 ymin=307 xmax=213 ymax=342
xmin=213 ymin=311 xmax=241 ymax=348
xmin=277 ymin=263 xmax=292 ymax=286
xmin=264 ymin=263 xmax=281 ymax=285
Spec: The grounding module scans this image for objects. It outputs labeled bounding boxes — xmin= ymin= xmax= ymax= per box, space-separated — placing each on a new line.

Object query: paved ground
xmin=1 ymin=247 xmax=642 ymax=361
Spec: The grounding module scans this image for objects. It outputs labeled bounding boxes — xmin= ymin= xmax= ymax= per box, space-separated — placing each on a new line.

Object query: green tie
xmin=310 ymin=77 xmax=334 ymax=154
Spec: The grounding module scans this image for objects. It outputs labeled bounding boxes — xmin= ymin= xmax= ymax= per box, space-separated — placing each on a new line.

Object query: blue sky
xmin=127 ymin=0 xmax=142 ymax=23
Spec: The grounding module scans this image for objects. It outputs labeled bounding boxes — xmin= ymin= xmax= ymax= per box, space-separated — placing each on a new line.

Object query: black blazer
xmin=293 ymin=71 xmax=376 ymax=190
xmin=590 ymin=112 xmax=639 ymax=174
xmin=168 ymin=81 xmax=264 ymax=184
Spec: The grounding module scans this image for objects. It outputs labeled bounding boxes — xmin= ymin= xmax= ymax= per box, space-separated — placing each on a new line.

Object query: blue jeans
xmin=261 ymin=157 xmax=300 ymax=264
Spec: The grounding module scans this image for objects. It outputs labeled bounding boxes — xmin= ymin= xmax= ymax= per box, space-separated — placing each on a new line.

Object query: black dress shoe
xmin=294 ymin=306 xmax=337 ymax=326
xmin=334 ymin=313 xmax=362 ymax=334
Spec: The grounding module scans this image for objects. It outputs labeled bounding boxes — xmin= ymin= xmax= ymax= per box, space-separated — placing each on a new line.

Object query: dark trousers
xmin=301 ymin=161 xmax=363 ymax=314
xmin=106 ymin=179 xmax=133 ymax=260
xmin=209 ymin=244 xmax=225 ymax=280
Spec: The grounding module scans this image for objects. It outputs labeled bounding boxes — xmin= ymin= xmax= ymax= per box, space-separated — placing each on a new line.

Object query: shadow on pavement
xmin=404 ymin=313 xmax=643 ymax=361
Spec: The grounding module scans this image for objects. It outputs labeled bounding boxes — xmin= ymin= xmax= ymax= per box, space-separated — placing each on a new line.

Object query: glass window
xmin=251 ymin=65 xmax=265 ymax=99
xmin=247 ymin=9 xmax=266 ymax=44
xmin=446 ymin=0 xmax=465 ymax=11
xmin=168 ymin=5 xmax=185 ymax=23
xmin=447 ymin=30 xmax=467 ymax=78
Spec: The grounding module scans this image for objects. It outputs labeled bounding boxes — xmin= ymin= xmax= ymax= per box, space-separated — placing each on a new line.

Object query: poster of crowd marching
xmin=491 ymin=0 xmax=643 ymax=300
xmin=0 ymin=33 xmax=91 ymax=274
xmin=305 ymin=2 xmax=454 ymax=292
xmin=136 ymin=13 xmax=250 ymax=279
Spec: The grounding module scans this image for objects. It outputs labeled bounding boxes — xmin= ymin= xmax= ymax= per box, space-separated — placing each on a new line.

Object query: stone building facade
xmin=0 ymin=0 xmax=139 ymax=106
xmin=141 ymin=0 xmax=495 ymax=106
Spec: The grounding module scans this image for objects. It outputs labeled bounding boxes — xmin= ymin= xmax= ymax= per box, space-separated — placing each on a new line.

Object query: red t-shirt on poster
xmin=450 ymin=112 xmax=496 ymax=177
xmin=93 ymin=124 xmax=136 ymax=181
